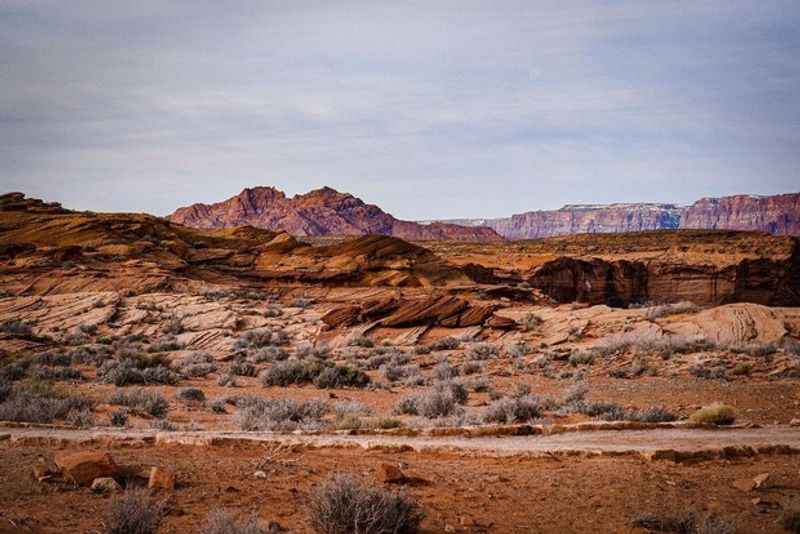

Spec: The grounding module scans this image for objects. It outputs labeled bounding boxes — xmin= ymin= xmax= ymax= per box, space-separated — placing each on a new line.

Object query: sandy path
xmin=3 ymin=425 xmax=800 ymax=457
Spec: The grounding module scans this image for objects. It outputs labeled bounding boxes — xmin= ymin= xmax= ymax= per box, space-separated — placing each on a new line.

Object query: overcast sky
xmin=1 ymin=1 xmax=798 ymax=219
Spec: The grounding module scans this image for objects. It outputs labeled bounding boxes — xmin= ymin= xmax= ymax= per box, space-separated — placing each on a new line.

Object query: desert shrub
xmin=432 ymin=361 xmax=460 ymax=381
xmin=150 ymin=419 xmax=177 ymax=431
xmin=296 ymin=343 xmax=331 ymax=360
xmin=110 ymin=409 xmax=129 ymax=427
xmin=430 ymin=336 xmax=460 ymax=351
xmin=235 ymin=397 xmax=327 ymax=431
xmin=413 ymin=345 xmax=431 ymax=355
xmin=235 ymin=328 xmax=289 ymax=350
xmin=782 ymin=337 xmax=800 ymax=357
xmin=291 ymin=297 xmax=314 ymax=308
xmin=31 ymin=365 xmax=84 ymax=381
xmin=262 ymin=359 xmax=368 ymax=389
xmin=393 ymin=396 xmax=420 ymax=416
xmin=562 ymin=383 xmax=588 ymax=404
xmin=645 ymin=301 xmax=700 ymax=320
xmin=105 ymin=488 xmax=164 ymax=534
xmin=628 ymin=406 xmax=677 ymax=423
xmin=594 ymin=332 xmax=716 ymax=358
xmin=364 ymin=354 xmax=391 ymax=370
xmin=349 ymin=336 xmax=374 ymax=348
xmin=263 ymin=306 xmax=283 ymax=318
xmin=308 ymin=474 xmax=423 ymax=534
xmin=506 ymin=342 xmax=531 ymax=359
xmin=568 ymin=349 xmax=594 ymax=367
xmin=108 ymin=389 xmax=169 ymax=418
xmin=519 ymin=312 xmax=543 ymax=332
xmin=0 ymin=319 xmax=34 ymax=337
xmin=690 ymin=403 xmax=736 ymax=426
xmin=99 ymin=352 xmax=179 ymax=386
xmin=461 ymin=361 xmax=482 ymax=375
xmin=0 ymin=362 xmax=27 ymax=381
xmin=381 ymin=364 xmax=419 ymax=383
xmin=162 ymin=315 xmax=183 ymax=335
xmin=210 ymin=399 xmax=227 ymax=414
xmin=217 ymin=373 xmax=238 ymax=387
xmin=467 ymin=343 xmax=498 ymax=361
xmin=511 ymin=383 xmax=532 ymax=398
xmin=731 ymin=362 xmax=752 ymax=376
xmin=66 ymin=408 xmax=95 ymax=428
xmin=0 ymin=379 xmax=10 ymax=403
xmin=227 ymin=362 xmax=258 ymax=377
xmin=395 ymin=381 xmax=468 ymax=419
xmin=729 ymin=341 xmax=778 ymax=357
xmin=147 ymin=336 xmax=184 ymax=353
xmin=203 ymin=508 xmax=267 ymax=534
xmin=333 ymin=400 xmax=373 ymax=419
xmin=141 ymin=365 xmax=180 ymax=385
xmin=633 ymin=512 xmax=734 ymax=534
xmin=465 ymin=377 xmax=489 ymax=392
xmin=0 ymin=380 xmax=94 ymax=423
xmin=314 ymin=365 xmax=370 ymax=389
xmin=177 ymin=387 xmax=205 ymax=402
xmin=100 ymin=361 xmax=145 ymax=386
xmin=688 ymin=364 xmax=727 ymax=380
xmin=482 ymin=395 xmax=542 ymax=424
xmin=183 ymin=363 xmax=216 ymax=378
xmin=783 ymin=510 xmax=800 ymax=533
xmin=249 ymin=346 xmax=288 ymax=363
xmin=34 ymin=351 xmax=72 ymax=366
xmin=79 ymin=323 xmax=98 ymax=335
xmin=174 ymin=353 xmax=215 ymax=378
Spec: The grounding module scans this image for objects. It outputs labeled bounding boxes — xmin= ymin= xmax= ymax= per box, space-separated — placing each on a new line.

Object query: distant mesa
xmin=167 ymin=186 xmax=504 ymax=242
xmin=427 ymin=193 xmax=800 ymax=239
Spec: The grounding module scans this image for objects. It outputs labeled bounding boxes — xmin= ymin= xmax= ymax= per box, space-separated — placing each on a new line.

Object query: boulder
xmin=320 ymin=305 xmax=362 ymax=328
xmin=753 ymin=473 xmax=770 ymax=489
xmin=486 ymin=314 xmax=517 ymax=330
xmin=91 ymin=477 xmax=122 ymax=494
xmin=148 ymin=466 xmax=176 ymax=490
xmin=32 ymin=457 xmax=61 ymax=482
xmin=381 ymin=295 xmax=468 ymax=327
xmin=376 ymin=463 xmax=406 ymax=484
xmin=54 ymin=451 xmax=120 ymax=486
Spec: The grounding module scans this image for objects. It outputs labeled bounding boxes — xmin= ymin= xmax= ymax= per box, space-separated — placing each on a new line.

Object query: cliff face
xmin=522 ymin=231 xmax=800 ymax=307
xmin=169 ymin=187 xmax=503 ymax=242
xmin=487 ymin=203 xmax=681 ymax=240
xmin=680 ymin=194 xmax=800 ymax=235
xmin=439 ymin=193 xmax=800 ymax=239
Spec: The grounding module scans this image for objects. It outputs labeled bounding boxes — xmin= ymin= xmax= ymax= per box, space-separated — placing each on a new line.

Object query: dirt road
xmin=3 ymin=424 xmax=800 ymax=457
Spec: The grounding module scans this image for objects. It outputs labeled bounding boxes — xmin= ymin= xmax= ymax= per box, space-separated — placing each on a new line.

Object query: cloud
xmin=1 ymin=0 xmax=799 ymax=218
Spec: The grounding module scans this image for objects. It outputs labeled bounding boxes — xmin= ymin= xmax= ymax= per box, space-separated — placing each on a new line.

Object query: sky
xmin=1 ymin=1 xmax=799 ymax=220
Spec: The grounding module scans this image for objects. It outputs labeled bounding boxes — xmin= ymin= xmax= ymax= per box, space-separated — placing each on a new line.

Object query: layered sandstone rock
xmin=525 ymin=232 xmax=800 ymax=306
xmin=681 ymin=194 xmax=800 ymax=235
xmin=439 ymin=193 xmax=800 ymax=239
xmin=0 ymin=193 xmax=490 ymax=295
xmin=168 ymin=186 xmax=502 ymax=242
xmin=485 ymin=203 xmax=680 ymax=240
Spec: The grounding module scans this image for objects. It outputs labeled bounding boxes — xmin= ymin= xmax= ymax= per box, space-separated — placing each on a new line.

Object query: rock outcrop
xmin=436 ymin=193 xmax=800 ymax=239
xmin=168 ymin=186 xmax=502 ymax=242
xmin=524 ymin=231 xmax=800 ymax=306
xmin=681 ymin=194 xmax=800 ymax=235
xmin=0 ymin=193 xmax=491 ymax=295
xmin=321 ymin=294 xmax=502 ymax=330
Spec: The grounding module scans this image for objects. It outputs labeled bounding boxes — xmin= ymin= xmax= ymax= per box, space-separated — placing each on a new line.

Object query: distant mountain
xmin=427 ymin=193 xmax=800 ymax=239
xmin=168 ymin=186 xmax=503 ymax=242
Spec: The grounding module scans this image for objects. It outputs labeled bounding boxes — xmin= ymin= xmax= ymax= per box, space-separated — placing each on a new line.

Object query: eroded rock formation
xmin=168 ymin=186 xmax=502 ymax=242
xmin=438 ymin=193 xmax=800 ymax=239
